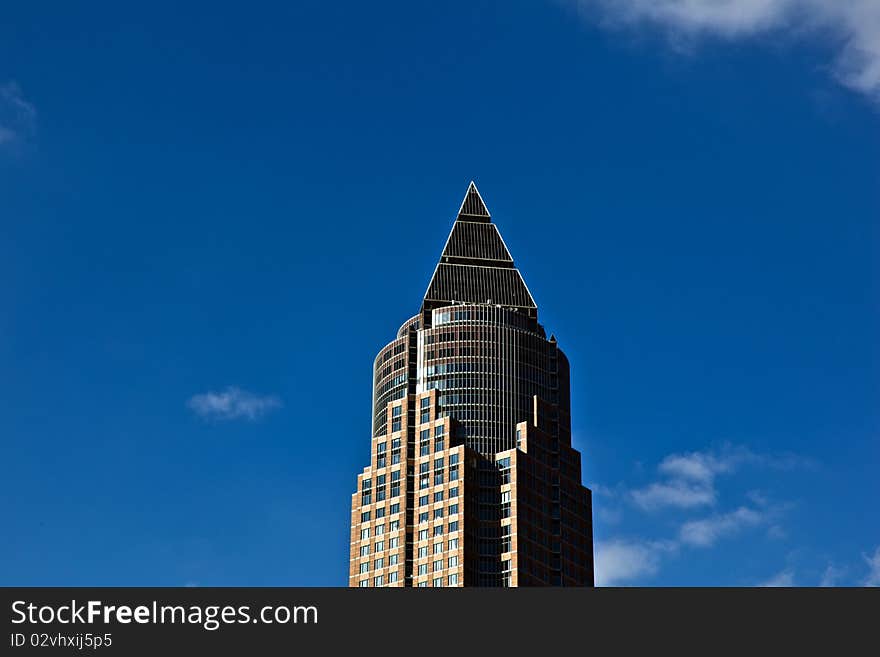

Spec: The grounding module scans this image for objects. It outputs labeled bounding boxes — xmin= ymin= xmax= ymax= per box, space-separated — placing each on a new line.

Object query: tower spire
xmin=420 ymin=181 xmax=536 ymax=317
xmin=456 ymin=181 xmax=491 ymax=221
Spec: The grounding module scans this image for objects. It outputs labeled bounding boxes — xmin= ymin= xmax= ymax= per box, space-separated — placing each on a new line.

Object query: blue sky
xmin=1 ymin=1 xmax=878 ymax=587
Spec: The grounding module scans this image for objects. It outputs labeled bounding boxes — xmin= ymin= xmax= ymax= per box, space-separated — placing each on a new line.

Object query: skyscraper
xmin=349 ymin=182 xmax=594 ymax=587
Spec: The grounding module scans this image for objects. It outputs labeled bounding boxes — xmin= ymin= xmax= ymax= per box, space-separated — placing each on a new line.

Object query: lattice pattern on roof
xmin=457 ymin=181 xmax=490 ymax=220
xmin=442 ymin=221 xmax=513 ymax=264
xmin=424 ymin=264 xmax=536 ymax=309
xmin=422 ymin=181 xmax=537 ymax=314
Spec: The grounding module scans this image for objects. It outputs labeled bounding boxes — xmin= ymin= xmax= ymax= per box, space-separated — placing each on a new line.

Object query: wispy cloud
xmin=863 ymin=546 xmax=880 ymax=586
xmin=759 ymin=569 xmax=795 ymax=587
xmin=631 ymin=479 xmax=716 ymax=510
xmin=593 ymin=444 xmax=808 ymax=584
xmin=566 ymin=0 xmax=880 ymax=106
xmin=187 ymin=386 xmax=282 ymax=422
xmin=820 ymin=563 xmax=846 ymax=587
xmin=629 ymin=444 xmax=806 ymax=512
xmin=0 ymin=81 xmax=36 ymax=147
xmin=594 ymin=539 xmax=677 ymax=586
xmin=679 ymin=506 xmax=768 ymax=547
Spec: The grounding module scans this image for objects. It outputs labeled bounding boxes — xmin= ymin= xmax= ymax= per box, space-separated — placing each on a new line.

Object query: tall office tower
xmin=349 ymin=182 xmax=594 ymax=587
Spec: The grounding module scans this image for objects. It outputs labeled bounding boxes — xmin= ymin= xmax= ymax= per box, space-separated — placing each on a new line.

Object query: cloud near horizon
xmin=759 ymin=569 xmax=795 ymax=587
xmin=594 ymin=539 xmax=678 ymax=586
xmin=863 ymin=546 xmax=880 ymax=586
xmin=567 ymin=0 xmax=880 ymax=106
xmin=593 ymin=444 xmax=806 ymax=585
xmin=187 ymin=387 xmax=282 ymax=422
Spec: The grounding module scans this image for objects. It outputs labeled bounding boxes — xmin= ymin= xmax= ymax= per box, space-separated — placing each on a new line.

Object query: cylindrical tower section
xmin=396 ymin=304 xmax=568 ymax=456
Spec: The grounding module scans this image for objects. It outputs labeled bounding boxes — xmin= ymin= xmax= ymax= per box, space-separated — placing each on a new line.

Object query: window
xmin=374 ymin=541 xmax=384 ymax=552
xmin=389 ymin=520 xmax=399 ymax=531
xmin=359 ymin=580 xmax=368 ymax=588
xmin=434 ymin=457 xmax=444 ymax=469
xmin=450 ymin=453 xmax=459 ymax=465
xmin=419 ymin=462 xmax=429 ymax=474
xmin=419 ymin=512 xmax=429 ymax=523
xmin=389 ymin=571 xmax=398 ymax=583
xmin=435 ymin=425 xmax=445 ymax=437
xmin=449 ymin=504 xmax=459 ymax=515
xmin=359 ymin=562 xmax=368 ymax=574
xmin=360 ymin=545 xmax=369 ymax=557
xmin=449 ymin=487 xmax=459 ymax=498
xmin=360 ymin=528 xmax=370 ymax=540
xmin=419 ymin=495 xmax=429 ymax=506
xmin=433 ymin=559 xmax=443 ymax=572
xmin=418 ymin=564 xmax=428 ymax=576
xmin=433 ymin=542 xmax=443 ymax=555
xmin=390 ymin=503 xmax=399 ymax=515
xmin=418 ymin=546 xmax=428 ymax=558
xmin=420 ymin=476 xmax=429 ymax=490
xmin=375 ymin=524 xmax=385 ymax=535
xmin=417 ymin=581 xmax=427 ymax=588
xmin=433 ymin=577 xmax=443 ymax=587
xmin=418 ymin=529 xmax=428 ymax=541
xmin=434 ymin=508 xmax=444 ymax=519
xmin=448 ymin=556 xmax=459 ymax=568
xmin=391 ymin=405 xmax=402 ymax=432
xmin=434 ymin=470 xmax=444 ymax=485
xmin=433 ymin=491 xmax=444 ymax=503
xmin=390 ymin=469 xmax=400 ymax=498
xmin=448 ymin=574 xmax=459 ymax=585
xmin=374 ymin=557 xmax=384 ymax=569
xmin=389 ymin=554 xmax=398 ymax=566
xmin=448 ymin=521 xmax=459 ymax=533
xmin=448 ymin=538 xmax=459 ymax=550
xmin=376 ymin=441 xmax=387 ymax=467
xmin=434 ymin=436 xmax=445 ymax=452
xmin=498 ymin=457 xmax=511 ymax=484
xmin=389 ymin=537 xmax=399 ymax=549
xmin=360 ymin=511 xmax=371 ymax=522
xmin=374 ymin=575 xmax=384 ymax=586
xmin=375 ymin=506 xmax=385 ymax=519
xmin=391 ymin=438 xmax=401 ymax=464
xmin=421 ymin=397 xmax=430 ymax=409
xmin=449 ymin=468 xmax=459 ymax=482
xmin=433 ymin=525 xmax=443 ymax=537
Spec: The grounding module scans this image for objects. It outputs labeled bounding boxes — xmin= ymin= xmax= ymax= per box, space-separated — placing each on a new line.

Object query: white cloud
xmin=631 ymin=479 xmax=716 ymax=510
xmin=863 ymin=546 xmax=880 ymax=586
xmin=569 ymin=0 xmax=880 ymax=105
xmin=679 ymin=506 xmax=766 ymax=547
xmin=187 ymin=386 xmax=282 ymax=421
xmin=628 ymin=445 xmax=808 ymax=512
xmin=820 ymin=563 xmax=845 ymax=587
xmin=759 ymin=569 xmax=795 ymax=587
xmin=595 ymin=539 xmax=677 ymax=586
xmin=0 ymin=81 xmax=36 ymax=146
